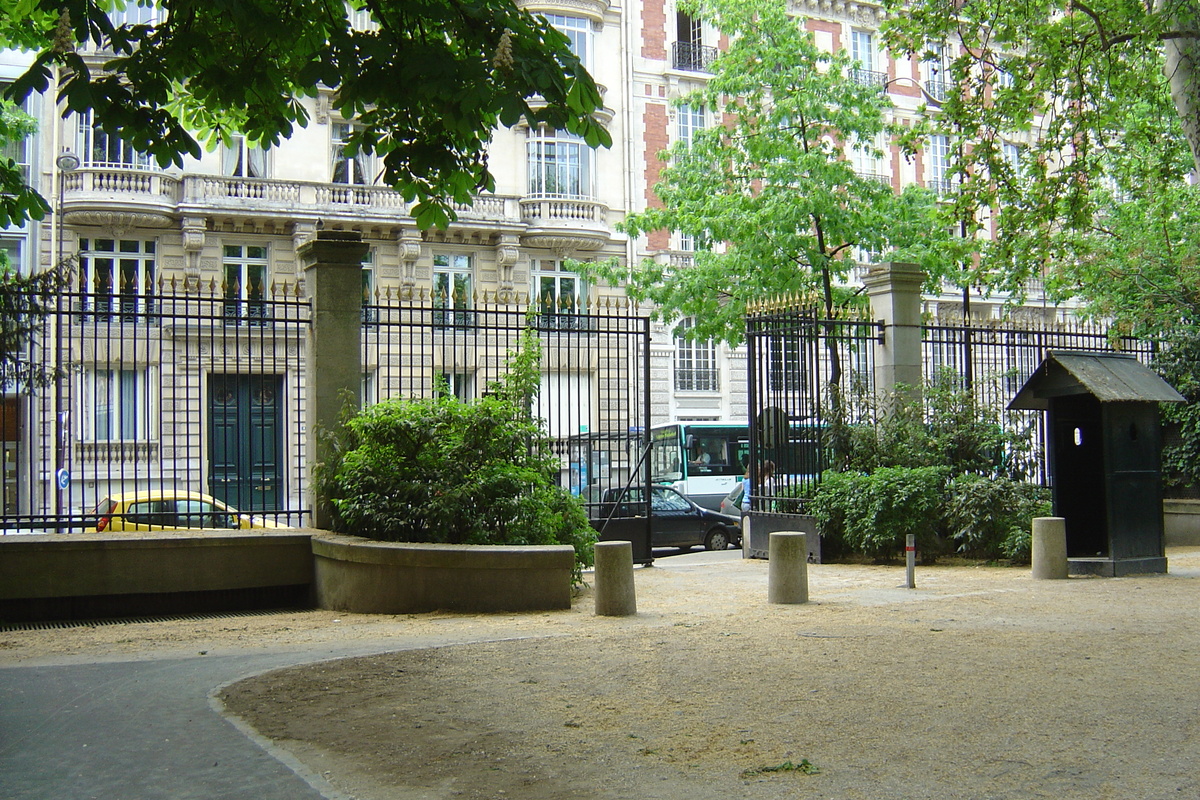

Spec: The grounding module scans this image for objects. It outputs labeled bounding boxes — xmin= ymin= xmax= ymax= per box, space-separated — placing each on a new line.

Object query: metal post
xmin=905 ymin=533 xmax=916 ymax=588
xmin=52 ymin=149 xmax=79 ymax=529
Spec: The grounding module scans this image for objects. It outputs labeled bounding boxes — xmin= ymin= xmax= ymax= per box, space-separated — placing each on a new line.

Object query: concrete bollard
xmin=768 ymin=531 xmax=809 ymax=604
xmin=1031 ymin=516 xmax=1069 ymax=580
xmin=594 ymin=540 xmax=637 ymax=616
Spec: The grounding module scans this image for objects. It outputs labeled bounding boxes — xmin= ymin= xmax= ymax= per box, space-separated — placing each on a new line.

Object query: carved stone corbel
xmin=180 ymin=216 xmax=207 ymax=285
xmin=495 ymin=236 xmax=520 ymax=292
xmin=397 ymin=231 xmax=423 ymax=287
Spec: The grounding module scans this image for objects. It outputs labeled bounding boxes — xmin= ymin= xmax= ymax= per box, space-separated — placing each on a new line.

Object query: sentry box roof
xmin=1008 ymin=351 xmax=1184 ymax=411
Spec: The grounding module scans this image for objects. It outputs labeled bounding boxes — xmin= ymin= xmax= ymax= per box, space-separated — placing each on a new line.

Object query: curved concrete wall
xmin=312 ymin=535 xmax=575 ymax=613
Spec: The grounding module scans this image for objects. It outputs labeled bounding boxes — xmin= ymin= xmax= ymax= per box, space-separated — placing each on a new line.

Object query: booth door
xmin=1050 ymin=394 xmax=1107 ymax=557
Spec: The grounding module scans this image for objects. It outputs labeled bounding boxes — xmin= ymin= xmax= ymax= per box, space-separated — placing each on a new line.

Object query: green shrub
xmin=810 ymin=466 xmax=948 ymax=561
xmin=316 ymin=331 xmax=596 ymax=580
xmin=944 ymin=475 xmax=1051 ymax=563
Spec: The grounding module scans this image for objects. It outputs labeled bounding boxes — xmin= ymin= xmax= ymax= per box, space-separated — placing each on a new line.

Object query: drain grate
xmin=0 ymin=607 xmax=313 ymax=632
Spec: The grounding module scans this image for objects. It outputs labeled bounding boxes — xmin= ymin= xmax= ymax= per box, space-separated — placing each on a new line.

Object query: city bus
xmin=649 ymin=423 xmax=750 ymax=510
xmin=650 ymin=420 xmax=826 ymax=510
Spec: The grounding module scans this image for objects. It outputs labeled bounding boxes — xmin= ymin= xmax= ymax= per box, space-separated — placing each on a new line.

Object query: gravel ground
xmin=5 ymin=548 xmax=1200 ymax=800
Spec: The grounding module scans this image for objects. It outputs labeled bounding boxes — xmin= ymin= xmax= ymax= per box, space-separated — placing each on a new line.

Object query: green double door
xmin=208 ymin=374 xmax=283 ymax=512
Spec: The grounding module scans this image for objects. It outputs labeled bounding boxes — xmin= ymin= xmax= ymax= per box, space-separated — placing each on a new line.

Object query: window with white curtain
xmin=222 ymin=135 xmax=267 ymax=178
xmin=78 ymin=238 xmax=156 ymax=318
xmin=527 ymin=126 xmax=594 ymax=198
xmin=79 ymin=367 xmax=155 ymax=441
xmin=78 ymin=110 xmax=153 ymax=169
xmin=677 ymin=104 xmax=706 ymax=148
xmin=674 ymin=318 xmax=719 ymax=392
xmin=332 ymin=121 xmax=371 ymax=185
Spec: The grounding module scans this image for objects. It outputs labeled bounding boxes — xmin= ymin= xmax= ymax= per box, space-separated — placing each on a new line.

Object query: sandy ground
xmin=5 ymin=549 xmax=1200 ymax=800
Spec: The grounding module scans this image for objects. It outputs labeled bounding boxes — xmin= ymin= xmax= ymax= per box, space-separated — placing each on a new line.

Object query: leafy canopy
xmin=1 ymin=0 xmax=611 ymax=229
xmin=880 ymin=0 xmax=1200 ymax=299
xmin=587 ymin=0 xmax=947 ymax=346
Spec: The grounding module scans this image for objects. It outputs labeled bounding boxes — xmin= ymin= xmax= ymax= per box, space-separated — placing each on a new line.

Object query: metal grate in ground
xmin=0 ymin=607 xmax=313 ymax=632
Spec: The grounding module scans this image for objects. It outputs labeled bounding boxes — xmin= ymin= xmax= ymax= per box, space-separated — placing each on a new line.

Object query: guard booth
xmin=1009 ymin=351 xmax=1184 ymax=576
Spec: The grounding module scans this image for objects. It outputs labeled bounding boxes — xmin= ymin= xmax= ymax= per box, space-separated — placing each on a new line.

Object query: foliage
xmin=1 ymin=0 xmax=610 ymax=230
xmin=943 ymin=474 xmax=1051 ymax=563
xmin=0 ymin=260 xmax=73 ymax=387
xmin=880 ymin=0 xmax=1199 ymax=297
xmin=825 ymin=369 xmax=1038 ymax=480
xmin=317 ymin=330 xmax=596 ymax=580
xmin=582 ymin=0 xmax=948 ymax=347
xmin=740 ymin=759 xmax=820 ymax=778
xmin=1153 ymin=330 xmax=1200 ymax=496
xmin=0 ymin=100 xmax=50 ymax=227
xmin=809 ymin=466 xmax=949 ymax=561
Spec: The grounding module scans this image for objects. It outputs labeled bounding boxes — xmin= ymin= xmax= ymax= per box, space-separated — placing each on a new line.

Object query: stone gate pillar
xmin=864 ymin=261 xmax=924 ymax=400
xmin=299 ymin=230 xmax=369 ymax=530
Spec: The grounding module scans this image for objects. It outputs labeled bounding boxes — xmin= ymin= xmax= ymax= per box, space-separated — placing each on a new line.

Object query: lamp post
xmin=53 ymin=148 xmax=79 ymax=528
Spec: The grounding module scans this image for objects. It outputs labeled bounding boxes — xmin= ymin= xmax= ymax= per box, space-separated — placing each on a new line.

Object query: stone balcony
xmin=59 ymin=168 xmax=614 ymax=247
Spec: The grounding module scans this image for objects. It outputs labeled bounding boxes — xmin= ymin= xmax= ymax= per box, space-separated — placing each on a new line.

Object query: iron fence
xmin=746 ymin=304 xmax=883 ymax=507
xmin=361 ymin=290 xmax=653 ymax=521
xmin=1 ymin=279 xmax=311 ymax=531
xmin=923 ymin=314 xmax=1159 ymax=484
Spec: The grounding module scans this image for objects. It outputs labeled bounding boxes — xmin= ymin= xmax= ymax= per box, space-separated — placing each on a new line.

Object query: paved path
xmin=0 ymin=634 xmax=528 ymax=800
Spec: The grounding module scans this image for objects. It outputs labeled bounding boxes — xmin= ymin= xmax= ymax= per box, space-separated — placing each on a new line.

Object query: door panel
xmin=208 ymin=374 xmax=283 ymax=512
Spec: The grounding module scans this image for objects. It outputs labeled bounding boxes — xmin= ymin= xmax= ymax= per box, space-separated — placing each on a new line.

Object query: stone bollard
xmin=768 ymin=531 xmax=809 ymax=604
xmin=1031 ymin=517 xmax=1069 ymax=580
xmin=594 ymin=540 xmax=637 ymax=616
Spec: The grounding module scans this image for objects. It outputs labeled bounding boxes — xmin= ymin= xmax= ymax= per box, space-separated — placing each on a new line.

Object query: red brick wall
xmin=644 ymin=101 xmax=670 ymax=250
xmin=643 ymin=0 xmax=666 ymax=60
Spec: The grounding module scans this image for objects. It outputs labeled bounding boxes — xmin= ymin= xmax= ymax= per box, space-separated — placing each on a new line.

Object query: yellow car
xmin=91 ymin=491 xmax=292 ymax=532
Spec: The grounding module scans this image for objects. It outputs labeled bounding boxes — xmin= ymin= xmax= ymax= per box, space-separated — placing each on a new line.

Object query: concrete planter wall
xmin=1164 ymin=500 xmax=1200 ymax=547
xmin=312 ymin=534 xmax=576 ymax=613
xmin=0 ymin=532 xmax=314 ymax=622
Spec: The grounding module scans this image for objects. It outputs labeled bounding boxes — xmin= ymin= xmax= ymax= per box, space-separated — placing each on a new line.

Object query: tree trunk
xmin=1158 ymin=1 xmax=1200 ymax=174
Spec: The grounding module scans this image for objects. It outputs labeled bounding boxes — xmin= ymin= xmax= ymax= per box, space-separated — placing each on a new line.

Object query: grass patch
xmin=740 ymin=759 xmax=820 ymax=778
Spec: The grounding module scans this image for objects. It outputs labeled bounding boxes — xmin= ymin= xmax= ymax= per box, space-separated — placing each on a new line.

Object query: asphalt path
xmin=0 ymin=636 xmax=524 ymax=800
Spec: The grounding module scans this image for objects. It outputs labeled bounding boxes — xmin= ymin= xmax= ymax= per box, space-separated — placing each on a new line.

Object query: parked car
xmin=599 ymin=485 xmax=741 ymax=551
xmin=90 ymin=491 xmax=292 ymax=532
xmin=719 ymin=482 xmax=745 ymax=524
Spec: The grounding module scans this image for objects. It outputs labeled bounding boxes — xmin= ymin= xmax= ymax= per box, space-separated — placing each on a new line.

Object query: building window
xmin=533 ymin=259 xmax=588 ymax=329
xmin=1001 ymin=141 xmax=1022 ymax=174
xmin=851 ymin=132 xmax=887 ymax=182
xmin=437 ymin=371 xmax=475 ymax=402
xmin=677 ymin=104 xmax=705 ymax=148
xmin=545 ymin=14 xmax=592 ymax=69
xmin=673 ymin=10 xmax=716 ymax=72
xmin=928 ymin=134 xmax=954 ymax=194
xmin=433 ymin=253 xmax=473 ymax=328
xmin=527 ymin=126 xmax=594 ymax=198
xmin=674 ymin=319 xmax=719 ymax=392
xmin=78 ymin=238 xmax=156 ymax=319
xmin=223 ymin=244 xmax=269 ymax=324
xmin=332 ymin=121 xmax=370 ymax=185
xmin=361 ymin=249 xmax=378 ymax=324
xmin=222 ymin=135 xmax=267 ymax=178
xmin=850 ymin=30 xmax=887 ymax=87
xmin=79 ymin=367 xmax=154 ymax=441
xmin=1 ymin=94 xmax=30 ymax=186
xmin=77 ymin=110 xmax=153 ymax=169
xmin=109 ymin=3 xmax=160 ymax=27
xmin=923 ymin=43 xmax=951 ymax=101
xmin=0 ymin=237 xmax=26 ymax=276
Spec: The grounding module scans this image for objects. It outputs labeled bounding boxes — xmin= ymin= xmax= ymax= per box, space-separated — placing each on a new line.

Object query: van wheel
xmin=705 ymin=528 xmax=730 ymax=551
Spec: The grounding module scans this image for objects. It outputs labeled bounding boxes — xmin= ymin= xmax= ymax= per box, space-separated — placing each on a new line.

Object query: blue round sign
xmin=55 ymin=468 xmax=70 ymax=490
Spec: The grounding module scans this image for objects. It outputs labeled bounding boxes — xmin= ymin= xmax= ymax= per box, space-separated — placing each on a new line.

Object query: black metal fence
xmin=746 ymin=302 xmax=1160 ymax=507
xmin=923 ymin=315 xmax=1158 ymax=484
xmin=745 ymin=304 xmax=883 ymax=507
xmin=1 ymin=278 xmax=311 ymax=531
xmin=362 ymin=290 xmax=653 ymax=524
xmin=2 ymin=283 xmax=653 ymax=534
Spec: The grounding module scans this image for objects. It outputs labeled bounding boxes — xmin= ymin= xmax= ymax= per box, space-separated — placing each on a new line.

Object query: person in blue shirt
xmin=741 ymin=459 xmax=775 ymax=513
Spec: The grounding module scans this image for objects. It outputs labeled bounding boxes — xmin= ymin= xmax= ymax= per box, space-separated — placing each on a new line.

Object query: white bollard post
xmin=1031 ymin=517 xmax=1069 ymax=580
xmin=905 ymin=533 xmax=916 ymax=589
xmin=594 ymin=540 xmax=637 ymax=616
xmin=768 ymin=531 xmax=809 ymax=604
